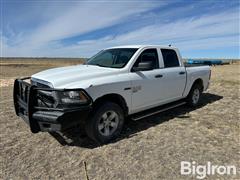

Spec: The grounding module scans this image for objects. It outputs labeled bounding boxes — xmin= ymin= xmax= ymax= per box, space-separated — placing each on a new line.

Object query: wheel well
xmin=192 ymin=78 xmax=204 ymax=92
xmin=93 ymin=94 xmax=129 ymax=116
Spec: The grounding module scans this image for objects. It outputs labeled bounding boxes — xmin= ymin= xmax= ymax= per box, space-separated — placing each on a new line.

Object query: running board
xmin=131 ymin=101 xmax=186 ymax=121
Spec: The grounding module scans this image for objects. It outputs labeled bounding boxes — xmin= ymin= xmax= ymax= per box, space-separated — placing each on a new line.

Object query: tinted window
xmin=133 ymin=49 xmax=159 ymax=70
xmin=87 ymin=48 xmax=138 ymax=68
xmin=161 ymin=49 xmax=179 ymax=68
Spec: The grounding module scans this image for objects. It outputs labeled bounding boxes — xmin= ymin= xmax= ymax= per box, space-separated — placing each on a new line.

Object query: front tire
xmin=186 ymin=84 xmax=202 ymax=107
xmin=85 ymin=102 xmax=124 ymax=144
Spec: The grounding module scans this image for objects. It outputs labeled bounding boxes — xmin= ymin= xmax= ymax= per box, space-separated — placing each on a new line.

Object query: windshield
xmin=87 ymin=48 xmax=138 ymax=68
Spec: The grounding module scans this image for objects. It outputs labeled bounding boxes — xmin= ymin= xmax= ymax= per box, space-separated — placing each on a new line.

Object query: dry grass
xmin=0 ymin=60 xmax=239 ymax=179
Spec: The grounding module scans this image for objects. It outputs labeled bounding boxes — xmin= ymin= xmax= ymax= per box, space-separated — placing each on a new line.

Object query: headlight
xmin=58 ymin=90 xmax=90 ymax=105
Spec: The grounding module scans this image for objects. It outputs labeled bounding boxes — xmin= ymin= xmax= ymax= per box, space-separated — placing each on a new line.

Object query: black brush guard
xmin=13 ymin=77 xmax=92 ymax=133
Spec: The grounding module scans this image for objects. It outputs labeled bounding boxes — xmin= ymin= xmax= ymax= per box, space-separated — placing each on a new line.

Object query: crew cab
xmin=14 ymin=45 xmax=211 ymax=144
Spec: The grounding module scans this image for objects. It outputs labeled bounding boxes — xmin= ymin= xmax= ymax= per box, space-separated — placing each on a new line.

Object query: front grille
xmin=31 ymin=79 xmax=55 ymax=108
xmin=37 ymin=90 xmax=55 ymax=108
xmin=35 ymin=82 xmax=50 ymax=88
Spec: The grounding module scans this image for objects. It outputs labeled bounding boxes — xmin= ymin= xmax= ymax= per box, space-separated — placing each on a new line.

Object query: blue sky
xmin=1 ymin=0 xmax=239 ymax=58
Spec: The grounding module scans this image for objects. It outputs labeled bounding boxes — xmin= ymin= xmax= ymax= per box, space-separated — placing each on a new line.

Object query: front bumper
xmin=13 ymin=77 xmax=92 ymax=133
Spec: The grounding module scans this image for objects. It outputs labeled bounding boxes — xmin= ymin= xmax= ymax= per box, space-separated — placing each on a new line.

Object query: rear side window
xmin=161 ymin=49 xmax=180 ymax=68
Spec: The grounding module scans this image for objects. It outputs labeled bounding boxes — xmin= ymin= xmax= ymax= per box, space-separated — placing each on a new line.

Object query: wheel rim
xmin=98 ymin=111 xmax=119 ymax=136
xmin=192 ymin=88 xmax=200 ymax=104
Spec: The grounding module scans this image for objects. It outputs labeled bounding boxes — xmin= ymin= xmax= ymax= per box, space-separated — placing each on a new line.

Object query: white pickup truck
xmin=14 ymin=45 xmax=211 ymax=144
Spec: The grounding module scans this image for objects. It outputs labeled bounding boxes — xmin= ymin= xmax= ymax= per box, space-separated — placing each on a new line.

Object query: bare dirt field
xmin=0 ymin=60 xmax=239 ymax=179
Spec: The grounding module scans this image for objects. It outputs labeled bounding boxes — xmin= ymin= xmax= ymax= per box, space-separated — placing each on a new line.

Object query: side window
xmin=161 ymin=49 xmax=180 ymax=68
xmin=133 ymin=48 xmax=159 ymax=70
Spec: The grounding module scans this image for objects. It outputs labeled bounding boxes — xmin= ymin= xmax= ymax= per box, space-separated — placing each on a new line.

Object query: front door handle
xmin=179 ymin=71 xmax=186 ymax=75
xmin=155 ymin=74 xmax=163 ymax=78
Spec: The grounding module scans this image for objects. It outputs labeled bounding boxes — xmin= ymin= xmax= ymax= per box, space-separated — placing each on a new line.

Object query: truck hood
xmin=31 ymin=64 xmax=119 ymax=88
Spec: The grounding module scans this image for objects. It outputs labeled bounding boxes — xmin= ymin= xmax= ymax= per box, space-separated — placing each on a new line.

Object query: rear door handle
xmin=155 ymin=74 xmax=163 ymax=78
xmin=179 ymin=71 xmax=185 ymax=75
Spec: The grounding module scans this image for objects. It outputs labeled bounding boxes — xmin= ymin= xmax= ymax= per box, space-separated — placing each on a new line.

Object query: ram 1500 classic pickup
xmin=14 ymin=45 xmax=211 ymax=144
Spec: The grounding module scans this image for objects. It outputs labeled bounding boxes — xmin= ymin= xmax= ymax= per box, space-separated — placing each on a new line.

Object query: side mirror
xmin=132 ymin=61 xmax=153 ymax=72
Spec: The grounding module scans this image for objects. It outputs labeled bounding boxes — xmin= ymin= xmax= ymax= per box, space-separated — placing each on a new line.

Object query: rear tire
xmin=85 ymin=102 xmax=124 ymax=144
xmin=186 ymin=84 xmax=202 ymax=107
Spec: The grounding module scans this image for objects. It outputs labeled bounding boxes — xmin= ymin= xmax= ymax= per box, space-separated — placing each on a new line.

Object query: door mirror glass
xmin=132 ymin=61 xmax=153 ymax=71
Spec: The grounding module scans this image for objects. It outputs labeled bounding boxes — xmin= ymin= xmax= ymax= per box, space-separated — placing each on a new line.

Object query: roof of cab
xmin=105 ymin=45 xmax=177 ymax=49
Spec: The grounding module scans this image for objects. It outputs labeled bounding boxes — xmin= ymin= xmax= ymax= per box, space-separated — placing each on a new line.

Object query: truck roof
xmin=106 ymin=45 xmax=177 ymax=49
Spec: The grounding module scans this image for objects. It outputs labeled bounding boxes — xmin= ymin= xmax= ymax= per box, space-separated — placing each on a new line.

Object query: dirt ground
xmin=0 ymin=60 xmax=239 ymax=179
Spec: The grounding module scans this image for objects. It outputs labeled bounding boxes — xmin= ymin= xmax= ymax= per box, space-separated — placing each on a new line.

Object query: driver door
xmin=130 ymin=48 xmax=166 ymax=113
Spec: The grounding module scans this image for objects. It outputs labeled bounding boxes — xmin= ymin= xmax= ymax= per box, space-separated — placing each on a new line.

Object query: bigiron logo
xmin=180 ymin=161 xmax=238 ymax=179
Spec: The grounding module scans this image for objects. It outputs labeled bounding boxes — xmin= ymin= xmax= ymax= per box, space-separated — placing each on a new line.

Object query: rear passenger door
xmin=159 ymin=49 xmax=186 ymax=101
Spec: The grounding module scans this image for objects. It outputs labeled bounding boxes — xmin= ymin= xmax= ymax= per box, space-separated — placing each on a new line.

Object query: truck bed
xmin=183 ymin=65 xmax=211 ymax=98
